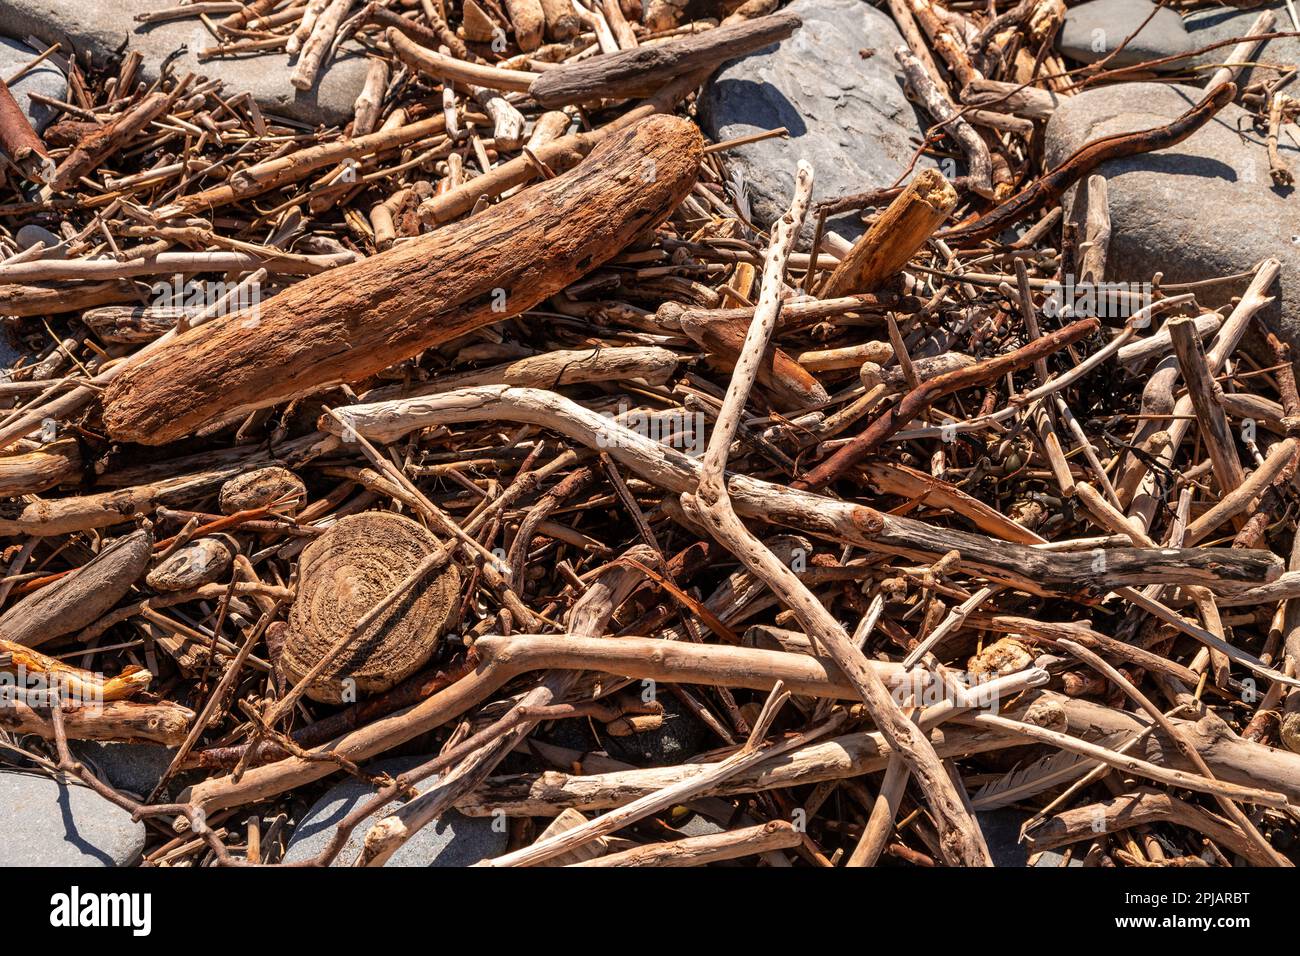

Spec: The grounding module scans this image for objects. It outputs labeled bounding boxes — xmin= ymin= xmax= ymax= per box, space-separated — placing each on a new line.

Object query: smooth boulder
xmin=699 ymin=0 xmax=932 ymax=242
xmin=1044 ymin=83 xmax=1300 ymax=347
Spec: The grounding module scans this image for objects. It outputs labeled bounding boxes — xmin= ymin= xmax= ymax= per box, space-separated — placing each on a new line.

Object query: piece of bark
xmin=819 ymin=168 xmax=956 ymax=298
xmin=527 ymin=13 xmax=800 ymax=107
xmin=101 ymin=115 xmax=702 ymax=445
xmin=0 ymin=527 xmax=153 ymax=648
xmin=49 ymin=92 xmax=172 ymax=193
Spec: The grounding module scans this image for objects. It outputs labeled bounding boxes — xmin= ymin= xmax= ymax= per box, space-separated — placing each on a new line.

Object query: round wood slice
xmin=282 ymin=512 xmax=459 ymax=703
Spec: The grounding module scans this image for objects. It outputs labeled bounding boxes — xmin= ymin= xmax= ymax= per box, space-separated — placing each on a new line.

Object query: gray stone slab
xmin=0 ymin=36 xmax=67 ymax=131
xmin=0 ymin=0 xmax=370 ymax=126
xmin=0 ymin=771 xmax=145 ymax=866
xmin=283 ymin=756 xmax=509 ymax=866
xmin=1044 ymin=82 xmax=1300 ymax=352
xmin=1058 ymin=0 xmax=1192 ymax=71
xmin=699 ymin=0 xmax=933 ymax=243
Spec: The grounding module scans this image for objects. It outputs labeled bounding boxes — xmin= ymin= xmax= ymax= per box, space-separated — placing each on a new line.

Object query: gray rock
xmin=15 ymin=223 xmax=64 ymax=257
xmin=0 ymin=36 xmax=66 ymax=131
xmin=71 ymin=742 xmax=177 ymax=798
xmin=699 ymin=0 xmax=932 ymax=243
xmin=1044 ymin=83 xmax=1300 ymax=347
xmin=977 ymin=809 xmax=1029 ymax=867
xmin=1185 ymin=3 xmax=1300 ymax=86
xmin=0 ymin=771 xmax=145 ymax=866
xmin=0 ymin=0 xmax=370 ymax=126
xmin=1058 ymin=0 xmax=1192 ymax=70
xmin=1032 ymin=848 xmax=1085 ymax=867
xmin=283 ymin=757 xmax=508 ymax=866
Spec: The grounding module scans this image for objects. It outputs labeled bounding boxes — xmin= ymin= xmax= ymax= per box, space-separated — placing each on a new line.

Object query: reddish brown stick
xmin=795 ymin=317 xmax=1099 ymax=490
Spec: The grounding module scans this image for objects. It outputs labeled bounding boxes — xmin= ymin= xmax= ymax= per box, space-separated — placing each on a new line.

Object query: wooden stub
xmin=282 ymin=512 xmax=460 ymax=703
xmin=820 ymin=168 xmax=957 ymax=299
xmin=527 ymin=12 xmax=800 ymax=108
xmin=101 ymin=114 xmax=702 ymax=445
xmin=0 ymin=527 xmax=153 ymax=648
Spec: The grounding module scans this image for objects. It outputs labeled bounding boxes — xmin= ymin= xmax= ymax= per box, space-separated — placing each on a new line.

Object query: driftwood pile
xmin=2 ymin=0 xmax=1300 ymax=868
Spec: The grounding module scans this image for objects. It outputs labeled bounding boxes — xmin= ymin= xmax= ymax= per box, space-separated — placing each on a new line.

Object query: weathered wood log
xmin=0 ymin=696 xmax=194 ymax=745
xmin=527 ymin=13 xmax=801 ymax=107
xmin=0 ymin=438 xmax=80 ymax=497
xmin=101 ymin=115 xmax=702 ymax=445
xmin=0 ymin=528 xmax=152 ymax=648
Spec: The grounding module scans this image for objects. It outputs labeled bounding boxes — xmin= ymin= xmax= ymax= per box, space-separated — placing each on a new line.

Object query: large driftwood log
xmin=101 ymin=116 xmax=702 ymax=445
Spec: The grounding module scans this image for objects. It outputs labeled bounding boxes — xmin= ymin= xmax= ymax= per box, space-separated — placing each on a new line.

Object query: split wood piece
xmin=181 ymin=634 xmax=926 ymax=814
xmin=102 ymin=115 xmax=702 ymax=445
xmin=0 ymin=434 xmax=336 ymax=536
xmin=795 ymin=318 xmax=1099 ymax=490
xmin=1025 ymin=788 xmax=1269 ymax=863
xmin=320 ymin=385 xmax=1284 ymax=595
xmin=538 ymin=0 xmax=582 ymax=39
xmin=571 ymin=819 xmax=802 ymax=866
xmin=819 ymin=168 xmax=956 ymax=298
xmin=677 ymin=313 xmax=829 ymax=411
xmin=504 ymin=0 xmax=545 ymax=51
xmin=49 ymin=92 xmax=173 ymax=193
xmin=81 ymin=305 xmax=193 ymax=343
xmin=461 ymin=690 xmax=1300 ymax=816
xmin=527 ymin=13 xmax=800 ymax=107
xmin=1071 ymin=173 xmax=1109 ymax=288
xmin=0 ymin=696 xmax=194 ymax=745
xmin=282 ymin=512 xmax=459 ymax=703
xmin=1168 ymin=314 xmax=1246 ymax=496
xmin=895 ymin=47 xmax=994 ymax=199
xmin=860 ymin=460 xmax=1046 ymax=545
xmin=0 ymin=638 xmax=150 ymax=702
xmin=0 ymin=77 xmax=52 ymax=183
xmin=361 ymin=346 xmax=680 ymax=403
xmin=679 ymin=161 xmax=990 ymax=867
xmin=0 ymin=438 xmax=80 ymax=496
xmin=0 ymin=528 xmax=152 ymax=648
